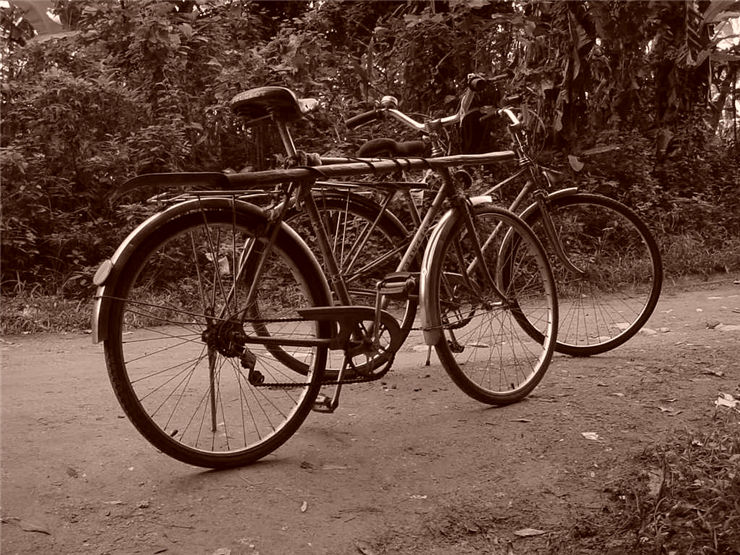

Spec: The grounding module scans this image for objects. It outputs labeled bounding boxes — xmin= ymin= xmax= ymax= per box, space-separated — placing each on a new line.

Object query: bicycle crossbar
xmin=227 ymin=152 xmax=517 ymax=186
xmin=115 ymin=151 xmax=517 ymax=198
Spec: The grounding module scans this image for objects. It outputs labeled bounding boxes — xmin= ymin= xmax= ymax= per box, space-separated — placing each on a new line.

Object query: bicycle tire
xmin=519 ymin=193 xmax=662 ymax=356
xmin=425 ymin=204 xmax=558 ymax=405
xmin=103 ymin=199 xmax=331 ymax=468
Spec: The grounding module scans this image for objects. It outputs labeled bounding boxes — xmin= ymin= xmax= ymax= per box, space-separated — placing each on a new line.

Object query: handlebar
xmin=346 ymin=109 xmax=383 ymax=130
xmin=346 ymin=73 xmax=519 ymax=134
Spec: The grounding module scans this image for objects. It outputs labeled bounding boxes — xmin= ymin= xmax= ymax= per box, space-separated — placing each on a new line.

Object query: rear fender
xmin=91 ymin=198 xmax=329 ymax=343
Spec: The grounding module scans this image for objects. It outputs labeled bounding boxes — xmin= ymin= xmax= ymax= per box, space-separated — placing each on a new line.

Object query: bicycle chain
xmin=254 ymin=370 xmax=389 ymax=389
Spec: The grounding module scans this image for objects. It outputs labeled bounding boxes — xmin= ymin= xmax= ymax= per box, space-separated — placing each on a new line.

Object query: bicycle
xmin=92 ymin=84 xmax=558 ymax=468
xmin=330 ymin=75 xmax=663 ymax=357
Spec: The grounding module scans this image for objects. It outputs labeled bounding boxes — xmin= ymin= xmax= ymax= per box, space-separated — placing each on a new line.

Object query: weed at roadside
xmin=0 ymin=293 xmax=92 ymax=335
xmin=554 ymin=410 xmax=740 ymax=554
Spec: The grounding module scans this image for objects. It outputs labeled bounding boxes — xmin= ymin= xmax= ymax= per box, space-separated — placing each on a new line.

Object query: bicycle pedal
xmin=377 ymin=272 xmax=418 ymax=299
xmin=312 ymin=394 xmax=337 ymax=413
xmin=447 ymin=338 xmax=465 ymax=353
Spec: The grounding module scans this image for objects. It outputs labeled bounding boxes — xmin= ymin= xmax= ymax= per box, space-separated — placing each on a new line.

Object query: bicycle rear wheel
xmin=521 ymin=193 xmax=662 ymax=356
xmin=283 ymin=190 xmax=418 ymax=377
xmin=102 ymin=199 xmax=331 ymax=468
xmin=425 ymin=204 xmax=557 ymax=405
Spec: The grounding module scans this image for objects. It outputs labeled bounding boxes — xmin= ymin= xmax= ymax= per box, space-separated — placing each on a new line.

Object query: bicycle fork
xmin=531 ymin=190 xmax=586 ymax=277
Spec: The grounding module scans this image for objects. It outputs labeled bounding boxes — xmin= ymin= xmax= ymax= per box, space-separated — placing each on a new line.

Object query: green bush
xmin=1 ymin=0 xmax=738 ymax=305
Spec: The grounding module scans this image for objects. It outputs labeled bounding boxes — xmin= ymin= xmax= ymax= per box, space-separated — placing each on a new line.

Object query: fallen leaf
xmin=17 ymin=519 xmax=51 ymax=535
xmin=715 ymin=393 xmax=739 ymax=409
xmin=355 ymin=540 xmax=377 ymax=555
xmin=321 ymin=464 xmax=350 ymax=470
xmin=646 ymin=468 xmax=664 ymax=497
xmin=567 ymin=154 xmax=584 ymax=172
xmin=514 ymin=527 xmax=546 ymax=537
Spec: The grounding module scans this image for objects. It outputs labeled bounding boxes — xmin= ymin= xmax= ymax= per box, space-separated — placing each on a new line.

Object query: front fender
xmin=518 ymin=187 xmax=580 ymax=222
xmin=419 ymin=196 xmax=494 ymax=346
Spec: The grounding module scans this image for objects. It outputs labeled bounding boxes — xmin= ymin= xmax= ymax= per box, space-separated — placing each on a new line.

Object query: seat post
xmin=274 ymin=121 xmax=298 ymax=157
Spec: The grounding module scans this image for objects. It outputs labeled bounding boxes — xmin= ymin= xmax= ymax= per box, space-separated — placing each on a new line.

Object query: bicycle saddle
xmin=230 ymin=86 xmax=318 ymax=122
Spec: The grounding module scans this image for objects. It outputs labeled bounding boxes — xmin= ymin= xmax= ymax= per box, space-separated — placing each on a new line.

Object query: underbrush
xmin=0 ymin=292 xmax=92 ymax=335
xmin=558 ymin=410 xmax=740 ymax=554
xmin=660 ymin=232 xmax=740 ymax=281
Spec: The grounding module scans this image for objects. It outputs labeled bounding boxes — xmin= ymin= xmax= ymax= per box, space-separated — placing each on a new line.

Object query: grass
xmin=556 ymin=409 xmax=740 ymax=554
xmin=659 ymin=231 xmax=740 ymax=281
xmin=0 ymin=292 xmax=93 ymax=335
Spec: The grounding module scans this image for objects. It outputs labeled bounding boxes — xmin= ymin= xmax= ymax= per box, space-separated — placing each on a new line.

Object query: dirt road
xmin=2 ymin=279 xmax=739 ymax=555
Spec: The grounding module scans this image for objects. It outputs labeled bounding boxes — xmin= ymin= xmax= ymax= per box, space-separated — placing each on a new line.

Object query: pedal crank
xmin=297 ymin=305 xmax=403 ymax=383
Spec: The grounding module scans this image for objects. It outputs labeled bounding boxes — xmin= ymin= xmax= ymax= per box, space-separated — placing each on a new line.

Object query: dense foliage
xmin=1 ymin=0 xmax=739 ymax=297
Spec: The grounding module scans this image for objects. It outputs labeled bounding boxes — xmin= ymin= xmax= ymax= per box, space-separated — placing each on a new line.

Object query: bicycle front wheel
xmin=522 ymin=193 xmax=662 ymax=356
xmin=426 ymin=204 xmax=558 ymax=405
xmin=102 ymin=200 xmax=331 ymax=468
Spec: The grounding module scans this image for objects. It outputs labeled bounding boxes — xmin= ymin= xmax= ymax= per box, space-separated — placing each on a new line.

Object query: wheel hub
xmin=201 ymin=319 xmax=247 ymax=357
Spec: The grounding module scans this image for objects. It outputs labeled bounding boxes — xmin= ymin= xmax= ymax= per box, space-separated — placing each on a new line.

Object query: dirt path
xmin=2 ymin=280 xmax=739 ymax=555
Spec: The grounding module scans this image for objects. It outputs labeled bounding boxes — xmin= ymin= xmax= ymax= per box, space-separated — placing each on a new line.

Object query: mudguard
xmin=91 ymin=198 xmax=331 ymax=343
xmin=419 ymin=188 xmax=580 ymax=345
xmin=517 ymin=187 xmax=579 ymax=222
xmin=419 ymin=195 xmax=494 ymax=346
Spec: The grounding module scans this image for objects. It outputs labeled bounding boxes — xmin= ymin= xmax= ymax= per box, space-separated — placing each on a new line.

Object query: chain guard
xmin=241 ymin=306 xmax=402 ymax=388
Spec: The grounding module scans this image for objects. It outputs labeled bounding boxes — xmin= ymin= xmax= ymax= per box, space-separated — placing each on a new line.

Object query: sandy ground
xmin=1 ymin=279 xmax=739 ymax=555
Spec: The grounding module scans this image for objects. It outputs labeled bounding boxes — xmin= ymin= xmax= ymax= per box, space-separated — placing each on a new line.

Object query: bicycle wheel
xmin=521 ymin=193 xmax=662 ymax=356
xmin=103 ymin=199 xmax=331 ymax=468
xmin=425 ymin=204 xmax=558 ymax=405
xmin=281 ymin=190 xmax=418 ymax=376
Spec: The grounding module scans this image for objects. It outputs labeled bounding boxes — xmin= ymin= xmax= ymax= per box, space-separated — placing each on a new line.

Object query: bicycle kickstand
xmin=312 ymin=357 xmax=351 ymax=413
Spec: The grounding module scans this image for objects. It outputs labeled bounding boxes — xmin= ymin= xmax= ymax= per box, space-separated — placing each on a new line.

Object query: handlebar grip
xmin=346 ymin=109 xmax=383 ymax=130
xmin=468 ymin=76 xmax=489 ymax=93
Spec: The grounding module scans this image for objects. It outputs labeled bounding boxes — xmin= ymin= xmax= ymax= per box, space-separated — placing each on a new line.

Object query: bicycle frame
xmin=342 ymin=101 xmax=589 ymax=279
